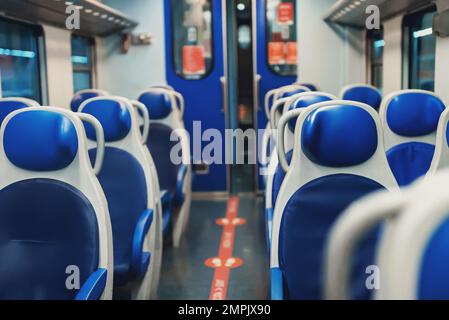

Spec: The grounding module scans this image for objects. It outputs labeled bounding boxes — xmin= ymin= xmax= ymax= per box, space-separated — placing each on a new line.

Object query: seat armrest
xmin=160 ymin=190 xmax=172 ymax=209
xmin=175 ymin=164 xmax=188 ymax=206
xmin=271 ymin=267 xmax=284 ymax=300
xmin=131 ymin=209 xmax=154 ymax=277
xmin=75 ymin=268 xmax=108 ymax=300
xmin=160 ymin=190 xmax=172 ymax=234
xmin=265 ymin=208 xmax=273 ymax=251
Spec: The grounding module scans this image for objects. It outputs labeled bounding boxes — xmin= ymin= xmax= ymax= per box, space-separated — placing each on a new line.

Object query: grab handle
xmin=270 ymin=99 xmax=289 ymax=130
xmin=277 ymin=109 xmax=303 ymax=172
xmin=131 ymin=100 xmax=150 ymax=144
xmin=265 ymin=88 xmax=278 ymax=120
xmin=172 ymin=91 xmax=185 ymax=118
xmin=77 ymin=113 xmax=105 ymax=175
xmin=325 ymin=191 xmax=404 ymax=300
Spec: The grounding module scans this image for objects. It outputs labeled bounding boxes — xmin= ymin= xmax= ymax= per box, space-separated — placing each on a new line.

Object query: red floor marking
xmin=207 ymin=196 xmax=243 ymax=300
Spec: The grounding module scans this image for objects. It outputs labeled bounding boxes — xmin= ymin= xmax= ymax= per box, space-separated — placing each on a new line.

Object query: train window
xmin=0 ymin=18 xmax=43 ymax=103
xmin=71 ymin=35 xmax=94 ymax=92
xmin=171 ymin=0 xmax=213 ymax=80
xmin=403 ymin=7 xmax=437 ymax=91
xmin=266 ymin=0 xmax=297 ymax=76
xmin=367 ymin=29 xmax=384 ymax=92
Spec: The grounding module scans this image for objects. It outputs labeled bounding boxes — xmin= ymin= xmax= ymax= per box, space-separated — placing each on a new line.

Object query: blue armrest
xmin=75 ymin=268 xmax=108 ymax=300
xmin=131 ymin=209 xmax=154 ymax=277
xmin=175 ymin=164 xmax=188 ymax=206
xmin=161 ymin=190 xmax=172 ymax=235
xmin=271 ymin=267 xmax=284 ymax=300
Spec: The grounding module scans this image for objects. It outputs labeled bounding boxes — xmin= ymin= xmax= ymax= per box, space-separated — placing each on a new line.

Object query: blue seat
xmin=341 ymin=84 xmax=382 ymax=111
xmin=325 ymin=169 xmax=449 ymax=300
xmin=0 ymin=98 xmax=39 ymax=126
xmin=265 ymin=92 xmax=336 ymax=249
xmin=380 ymin=90 xmax=446 ymax=187
xmin=270 ymin=101 xmax=398 ymax=300
xmin=70 ymin=89 xmax=109 ymax=112
xmin=79 ymin=97 xmax=163 ymax=299
xmin=138 ymin=88 xmax=192 ymax=247
xmin=0 ymin=107 xmax=112 ymax=300
xmin=148 ymin=85 xmax=184 ymax=118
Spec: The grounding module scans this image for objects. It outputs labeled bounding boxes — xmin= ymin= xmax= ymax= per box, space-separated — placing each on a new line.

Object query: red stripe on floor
xmin=208 ymin=196 xmax=241 ymax=300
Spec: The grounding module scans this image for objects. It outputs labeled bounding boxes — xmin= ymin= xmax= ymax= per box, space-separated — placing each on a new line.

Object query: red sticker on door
xmin=286 ymin=42 xmax=297 ymax=64
xmin=277 ymin=2 xmax=294 ymax=25
xmin=182 ymin=45 xmax=206 ymax=75
xmin=268 ymin=42 xmax=285 ymax=65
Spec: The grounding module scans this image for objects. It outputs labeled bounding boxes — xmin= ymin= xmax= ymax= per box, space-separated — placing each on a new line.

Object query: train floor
xmin=158 ymin=195 xmax=269 ymax=300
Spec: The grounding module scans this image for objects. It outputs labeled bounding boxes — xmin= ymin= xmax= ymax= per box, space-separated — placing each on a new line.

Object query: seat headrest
xmin=71 ymin=91 xmax=105 ymax=112
xmin=138 ymin=91 xmax=172 ymax=120
xmin=302 ymin=105 xmax=378 ymax=167
xmin=279 ymin=88 xmax=308 ymax=99
xmin=342 ymin=86 xmax=382 ymax=111
xmin=81 ymin=99 xmax=132 ymax=142
xmin=0 ymin=100 xmax=33 ymax=125
xmin=3 ymin=110 xmax=78 ymax=171
xmin=386 ymin=92 xmax=445 ymax=137
xmin=288 ymin=95 xmax=334 ymax=130
xmin=299 ymin=83 xmax=318 ymax=91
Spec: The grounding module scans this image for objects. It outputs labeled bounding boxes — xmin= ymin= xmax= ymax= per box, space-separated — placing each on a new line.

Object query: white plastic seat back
xmin=326 ymin=169 xmax=449 ymax=300
xmin=79 ymin=97 xmax=163 ymax=299
xmin=380 ymin=90 xmax=446 ymax=187
xmin=271 ymin=101 xmax=398 ymax=300
xmin=0 ymin=107 xmax=112 ymax=300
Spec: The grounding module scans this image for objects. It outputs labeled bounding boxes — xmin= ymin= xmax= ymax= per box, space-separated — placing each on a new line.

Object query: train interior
xmin=1 ymin=0 xmax=449 ymax=302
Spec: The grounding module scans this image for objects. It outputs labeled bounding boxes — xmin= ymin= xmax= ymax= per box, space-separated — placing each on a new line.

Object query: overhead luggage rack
xmin=0 ymin=0 xmax=138 ymax=37
xmin=324 ymin=0 xmax=432 ymax=28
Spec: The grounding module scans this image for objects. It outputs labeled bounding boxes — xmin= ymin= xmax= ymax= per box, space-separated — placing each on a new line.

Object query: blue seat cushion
xmin=82 ymin=99 xmax=132 ymax=142
xmin=302 ymin=105 xmax=378 ymax=168
xmin=342 ymin=87 xmax=382 ymax=111
xmin=146 ymin=123 xmax=181 ymax=198
xmin=89 ymin=147 xmax=148 ymax=287
xmin=0 ymin=101 xmax=31 ymax=125
xmin=288 ymin=95 xmax=333 ymax=131
xmin=386 ymin=92 xmax=445 ymax=137
xmin=386 ymin=142 xmax=435 ymax=187
xmin=4 ymin=110 xmax=78 ymax=171
xmin=71 ymin=92 xmax=102 ymax=112
xmin=272 ymin=151 xmax=293 ymax=208
xmin=0 ymin=179 xmax=99 ymax=300
xmin=279 ymin=174 xmax=384 ymax=300
xmin=138 ymin=91 xmax=172 ymax=120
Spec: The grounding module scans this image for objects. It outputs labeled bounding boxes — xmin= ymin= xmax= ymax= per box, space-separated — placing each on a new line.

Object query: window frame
xmin=71 ymin=34 xmax=96 ymax=92
xmin=402 ymin=5 xmax=437 ymax=91
xmin=265 ymin=0 xmax=298 ymax=77
xmin=366 ymin=27 xmax=384 ymax=91
xmin=0 ymin=16 xmax=45 ymax=104
xmin=170 ymin=0 xmax=215 ymax=81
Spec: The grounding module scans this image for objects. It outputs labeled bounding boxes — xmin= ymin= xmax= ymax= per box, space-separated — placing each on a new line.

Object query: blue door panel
xmin=256 ymin=0 xmax=296 ymax=190
xmin=164 ymin=0 xmax=227 ymax=192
